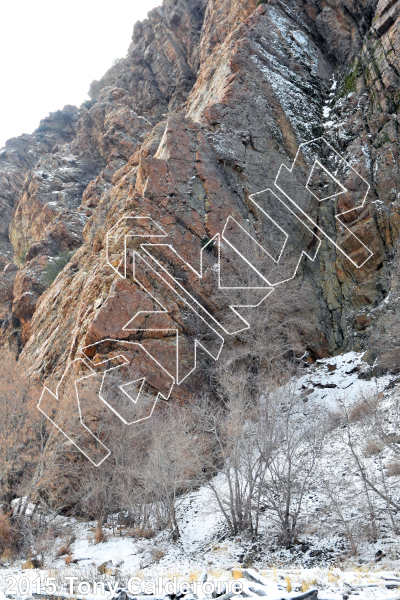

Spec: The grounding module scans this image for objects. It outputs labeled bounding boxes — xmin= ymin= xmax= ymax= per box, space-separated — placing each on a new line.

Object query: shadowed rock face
xmin=0 ymin=0 xmax=399 ymax=385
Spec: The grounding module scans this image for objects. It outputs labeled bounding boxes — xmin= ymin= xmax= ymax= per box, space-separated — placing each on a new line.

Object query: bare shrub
xmin=386 ymin=460 xmax=400 ymax=476
xmin=0 ymin=512 xmax=18 ymax=555
xmin=94 ymin=521 xmax=106 ymax=544
xmin=0 ymin=351 xmax=41 ymax=513
xmin=326 ymin=409 xmax=343 ymax=431
xmin=364 ymin=438 xmax=384 ymax=456
xmin=334 ymin=391 xmax=400 ymax=535
xmin=0 ymin=350 xmax=91 ymax=560
xmin=1 ymin=548 xmax=13 ymax=562
xmin=57 ymin=545 xmax=70 ymax=556
xmin=349 ymin=397 xmax=375 ymax=422
xmin=151 ymin=548 xmax=165 ymax=561
xmin=220 ymin=277 xmax=321 ymax=379
xmin=321 ymin=472 xmax=363 ymax=555
xmin=136 ymin=527 xmax=154 ymax=539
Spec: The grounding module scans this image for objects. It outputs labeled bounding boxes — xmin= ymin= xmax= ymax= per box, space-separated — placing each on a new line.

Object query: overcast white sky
xmin=0 ymin=0 xmax=160 ymax=148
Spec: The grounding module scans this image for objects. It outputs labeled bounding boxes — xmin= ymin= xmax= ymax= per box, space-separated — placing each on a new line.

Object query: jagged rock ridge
xmin=0 ymin=0 xmax=399 ymax=385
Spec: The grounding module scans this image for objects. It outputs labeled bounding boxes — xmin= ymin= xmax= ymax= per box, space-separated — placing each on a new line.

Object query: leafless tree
xmin=193 ymin=361 xmax=326 ymax=544
xmin=332 ymin=390 xmax=400 ymax=537
xmin=260 ymin=383 xmax=326 ymax=546
xmin=320 ymin=470 xmax=361 ymax=556
xmin=0 ymin=351 xmax=68 ymax=556
xmin=132 ymin=403 xmax=205 ymax=540
xmin=192 ymin=370 xmax=270 ymax=536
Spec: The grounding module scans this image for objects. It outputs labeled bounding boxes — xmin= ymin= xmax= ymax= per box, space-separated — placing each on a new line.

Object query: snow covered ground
xmin=1 ymin=561 xmax=400 ymax=600
xmin=1 ymin=353 xmax=400 ymax=599
xmin=293 ymin=351 xmax=394 ymax=408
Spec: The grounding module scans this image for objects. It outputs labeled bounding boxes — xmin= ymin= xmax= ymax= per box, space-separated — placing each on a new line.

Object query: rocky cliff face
xmin=1 ymin=0 xmax=399 ymax=388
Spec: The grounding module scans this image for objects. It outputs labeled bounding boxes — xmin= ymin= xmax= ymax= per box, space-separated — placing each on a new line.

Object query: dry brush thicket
xmin=0 ymin=351 xmax=72 ymax=559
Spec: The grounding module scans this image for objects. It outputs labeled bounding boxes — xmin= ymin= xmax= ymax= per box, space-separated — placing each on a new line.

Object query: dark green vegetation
xmin=42 ymin=251 xmax=74 ymax=286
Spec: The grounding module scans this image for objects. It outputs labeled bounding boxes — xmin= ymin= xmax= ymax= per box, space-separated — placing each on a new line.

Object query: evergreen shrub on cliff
xmin=42 ymin=251 xmax=74 ymax=286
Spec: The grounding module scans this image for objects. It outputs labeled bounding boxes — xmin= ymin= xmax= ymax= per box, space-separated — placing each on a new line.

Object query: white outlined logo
xmin=38 ymin=137 xmax=373 ymax=464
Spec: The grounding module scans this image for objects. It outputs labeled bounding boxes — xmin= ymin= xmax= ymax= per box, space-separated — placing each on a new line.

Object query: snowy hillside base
xmin=1 ymin=565 xmax=400 ymax=600
xmin=1 ymin=353 xmax=400 ymax=599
